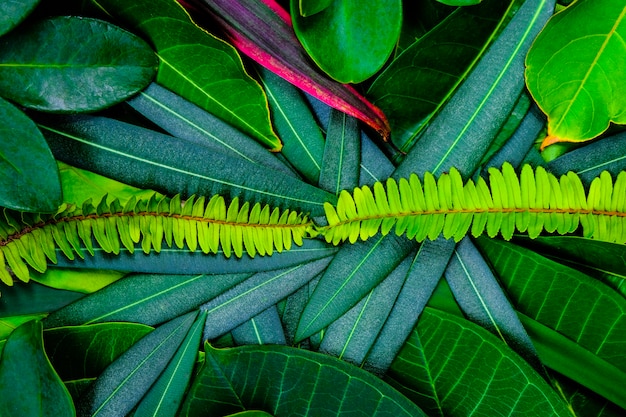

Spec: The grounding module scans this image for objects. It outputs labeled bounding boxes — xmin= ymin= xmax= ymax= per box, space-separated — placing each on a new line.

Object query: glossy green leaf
xmin=0 ymin=97 xmax=61 ymax=212
xmin=91 ymin=0 xmax=282 ymax=150
xmin=367 ymin=0 xmax=511 ymax=151
xmin=0 ymin=0 xmax=40 ymax=36
xmin=525 ymin=0 xmax=626 ymax=146
xmin=44 ymin=322 xmax=153 ymax=381
xmin=0 ymin=16 xmax=156 ymax=112
xmin=389 ymin=308 xmax=571 ymax=416
xmin=0 ymin=320 xmax=75 ymax=417
xmin=40 ymin=115 xmax=335 ymax=217
xmin=186 ymin=343 xmax=426 ymax=416
xmin=44 ymin=273 xmax=250 ymax=328
xmin=297 ymin=0 xmax=332 ymax=16
xmin=132 ymin=311 xmax=206 ymax=417
xmin=291 ymin=0 xmax=402 ymax=83
xmin=76 ymin=312 xmax=196 ymax=417
xmin=31 ymin=268 xmax=125 ymax=294
xmin=0 ymin=313 xmax=46 ymax=341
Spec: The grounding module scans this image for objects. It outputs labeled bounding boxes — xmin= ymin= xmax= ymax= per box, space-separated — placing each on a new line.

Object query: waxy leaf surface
xmin=0 ymin=0 xmax=40 ymax=36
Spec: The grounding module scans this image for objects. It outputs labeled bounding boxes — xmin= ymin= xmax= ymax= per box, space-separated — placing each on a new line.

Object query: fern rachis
xmin=0 ymin=163 xmax=624 ymax=285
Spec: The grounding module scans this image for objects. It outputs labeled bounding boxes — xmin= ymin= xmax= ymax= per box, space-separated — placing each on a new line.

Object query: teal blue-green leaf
xmin=0 ymin=97 xmax=61 ymax=212
xmin=90 ymin=0 xmax=281 ymax=150
xmin=0 ymin=320 xmax=75 ymax=417
xmin=259 ymin=67 xmax=326 ymax=183
xmin=298 ymin=0 xmax=333 ymax=16
xmin=76 ymin=312 xmax=196 ymax=417
xmin=0 ymin=282 xmax=83 ymax=317
xmin=202 ymin=258 xmax=332 ymax=340
xmin=132 ymin=312 xmax=206 ymax=417
xmin=44 ymin=322 xmax=153 ymax=381
xmin=0 ymin=313 xmax=46 ymax=341
xmin=367 ymin=0 xmax=510 ymax=151
xmin=39 ymin=115 xmax=335 ymax=216
xmin=127 ymin=83 xmax=294 ymax=176
xmin=44 ymin=273 xmax=250 ymax=328
xmin=31 ymin=268 xmax=126 ymax=294
xmin=389 ymin=308 xmax=570 ymax=416
xmin=0 ymin=0 xmax=40 ymax=36
xmin=226 ymin=412 xmax=274 ymax=417
xmin=231 ymin=306 xmax=287 ymax=346
xmin=0 ymin=16 xmax=156 ymax=112
xmin=193 ymin=343 xmax=426 ymax=416
xmin=291 ymin=0 xmax=402 ymax=83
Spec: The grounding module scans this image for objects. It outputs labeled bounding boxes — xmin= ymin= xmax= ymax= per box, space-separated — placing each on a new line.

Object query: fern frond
xmin=321 ymin=163 xmax=626 ymax=246
xmin=0 ymin=194 xmax=313 ymax=285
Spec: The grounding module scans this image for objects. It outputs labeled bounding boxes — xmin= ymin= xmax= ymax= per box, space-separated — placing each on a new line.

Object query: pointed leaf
xmin=298 ymin=0 xmax=333 ymax=17
xmin=0 ymin=16 xmax=156 ymax=112
xmin=525 ymin=0 xmax=626 ymax=146
xmin=0 ymin=97 xmax=61 ymax=212
xmin=291 ymin=0 xmax=402 ymax=83
xmin=231 ymin=306 xmax=286 ymax=346
xmin=0 ymin=0 xmax=40 ymax=36
xmin=0 ymin=320 xmax=75 ymax=417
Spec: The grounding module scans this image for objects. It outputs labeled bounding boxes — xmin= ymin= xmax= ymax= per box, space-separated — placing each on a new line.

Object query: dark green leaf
xmin=44 ymin=322 xmax=153 ymax=381
xmin=291 ymin=0 xmax=402 ymax=83
xmin=0 ymin=282 xmax=83 ymax=317
xmin=132 ymin=312 xmax=206 ymax=417
xmin=39 ymin=115 xmax=336 ymax=216
xmin=44 ymin=273 xmax=250 ymax=328
xmin=0 ymin=320 xmax=75 ymax=417
xmin=76 ymin=312 xmax=197 ymax=417
xmin=0 ymin=16 xmax=156 ymax=112
xmin=389 ymin=308 xmax=571 ymax=416
xmin=0 ymin=0 xmax=40 ymax=36
xmin=89 ymin=0 xmax=282 ymax=150
xmin=0 ymin=97 xmax=61 ymax=212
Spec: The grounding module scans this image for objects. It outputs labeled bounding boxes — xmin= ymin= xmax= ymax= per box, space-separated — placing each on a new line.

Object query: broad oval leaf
xmin=0 ymin=0 xmax=40 ymax=36
xmin=389 ymin=308 xmax=571 ymax=417
xmin=525 ymin=0 xmax=626 ymax=146
xmin=291 ymin=0 xmax=402 ymax=83
xmin=0 ymin=320 xmax=75 ymax=417
xmin=183 ymin=343 xmax=426 ymax=416
xmin=0 ymin=16 xmax=157 ymax=112
xmin=0 ymin=96 xmax=61 ymax=212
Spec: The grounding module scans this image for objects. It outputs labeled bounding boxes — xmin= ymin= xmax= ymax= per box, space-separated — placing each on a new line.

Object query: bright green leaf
xmin=437 ymin=0 xmax=481 ymax=5
xmin=0 ymin=320 xmax=75 ymax=417
xmin=0 ymin=16 xmax=156 ymax=112
xmin=525 ymin=0 xmax=626 ymax=146
xmin=0 ymin=97 xmax=61 ymax=212
xmin=0 ymin=313 xmax=46 ymax=341
xmin=298 ymin=0 xmax=333 ymax=16
xmin=0 ymin=0 xmax=40 ymax=36
xmin=291 ymin=0 xmax=402 ymax=83
xmin=31 ymin=268 xmax=126 ymax=294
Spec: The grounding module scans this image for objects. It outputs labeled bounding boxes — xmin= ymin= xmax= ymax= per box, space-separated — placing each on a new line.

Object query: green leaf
xmin=389 ymin=308 xmax=571 ymax=416
xmin=525 ymin=0 xmax=626 ymax=146
xmin=0 ymin=320 xmax=75 ymax=417
xmin=0 ymin=97 xmax=61 ymax=212
xmin=92 ymin=0 xmax=282 ymax=150
xmin=0 ymin=0 xmax=40 ymax=36
xmin=132 ymin=311 xmax=206 ymax=417
xmin=44 ymin=273 xmax=250 ymax=328
xmin=291 ymin=0 xmax=402 ymax=83
xmin=367 ymin=0 xmax=511 ymax=151
xmin=0 ymin=16 xmax=156 ymax=112
xmin=437 ymin=0 xmax=482 ymax=5
xmin=298 ymin=0 xmax=333 ymax=16
xmin=76 ymin=312 xmax=197 ymax=417
xmin=40 ymin=115 xmax=336 ymax=216
xmin=0 ymin=282 xmax=83 ymax=317
xmin=0 ymin=313 xmax=46 ymax=340
xmin=44 ymin=322 xmax=153 ymax=381
xmin=188 ymin=343 xmax=426 ymax=416
xmin=31 ymin=268 xmax=126 ymax=294
xmin=231 ymin=306 xmax=286 ymax=345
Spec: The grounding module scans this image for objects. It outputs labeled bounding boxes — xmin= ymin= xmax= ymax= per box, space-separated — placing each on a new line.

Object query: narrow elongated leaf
xmin=231 ymin=306 xmax=286 ymax=345
xmin=196 ymin=343 xmax=426 ymax=416
xmin=39 ymin=115 xmax=336 ymax=216
xmin=291 ymin=0 xmax=402 ymax=83
xmin=132 ymin=311 xmax=206 ymax=417
xmin=44 ymin=323 xmax=153 ymax=381
xmin=0 ymin=320 xmax=75 ymax=417
xmin=0 ymin=97 xmax=61 ymax=212
xmin=367 ymin=0 xmax=511 ymax=150
xmin=180 ymin=0 xmax=391 ymax=140
xmin=76 ymin=312 xmax=197 ymax=417
xmin=389 ymin=308 xmax=571 ymax=416
xmin=0 ymin=0 xmax=40 ymax=36
xmin=91 ymin=0 xmax=281 ymax=150
xmin=31 ymin=268 xmax=125 ymax=294
xmin=259 ymin=67 xmax=326 ymax=183
xmin=0 ymin=282 xmax=83 ymax=317
xmin=0 ymin=16 xmax=156 ymax=112
xmin=202 ymin=257 xmax=332 ymax=340
xmin=44 ymin=273 xmax=249 ymax=328
xmin=525 ymin=0 xmax=626 ymax=146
